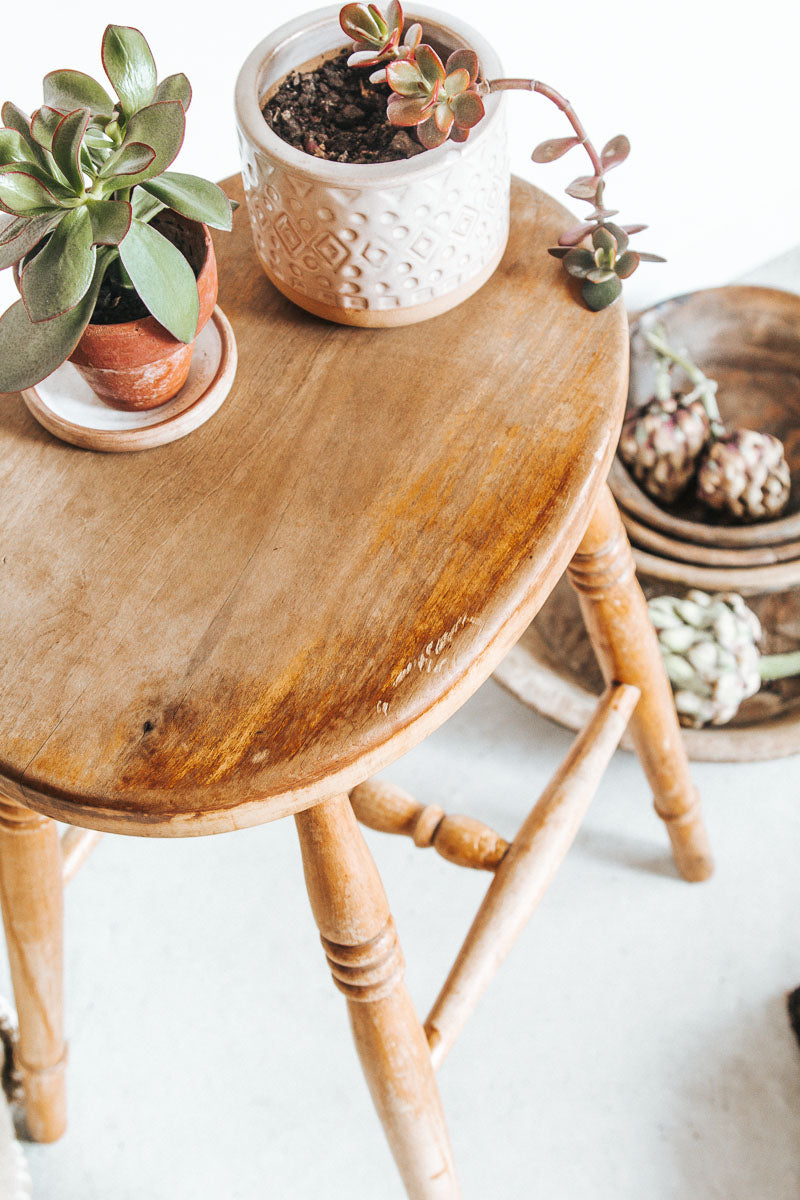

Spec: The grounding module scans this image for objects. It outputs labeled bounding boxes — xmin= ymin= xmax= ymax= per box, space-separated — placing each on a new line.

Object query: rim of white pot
xmin=235 ymin=3 xmax=504 ymax=187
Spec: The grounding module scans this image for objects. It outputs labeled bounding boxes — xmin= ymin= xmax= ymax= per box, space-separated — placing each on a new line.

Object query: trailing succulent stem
xmin=0 ymin=24 xmax=234 ymax=392
xmin=339 ymin=1 xmax=663 ymax=309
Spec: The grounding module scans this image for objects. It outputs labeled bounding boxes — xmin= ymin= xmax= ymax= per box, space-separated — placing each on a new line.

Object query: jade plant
xmin=0 ymin=24 xmax=234 ymax=393
xmin=340 ymin=1 xmax=664 ymax=309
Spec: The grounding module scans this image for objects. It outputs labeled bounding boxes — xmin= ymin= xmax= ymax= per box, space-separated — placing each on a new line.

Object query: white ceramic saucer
xmin=21 ymin=305 xmax=237 ymax=452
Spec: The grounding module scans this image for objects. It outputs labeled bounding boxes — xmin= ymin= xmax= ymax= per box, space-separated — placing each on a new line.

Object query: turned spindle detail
xmin=568 ymin=486 xmax=713 ymax=882
xmin=350 ymin=781 xmax=509 ymax=872
xmin=321 ymin=917 xmax=405 ymax=1002
xmin=0 ymin=794 xmax=66 ymax=1142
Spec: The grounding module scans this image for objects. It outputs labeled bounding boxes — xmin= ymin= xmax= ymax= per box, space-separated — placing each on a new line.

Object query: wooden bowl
xmin=612 ymin=285 xmax=800 ymax=549
xmin=494 ymin=572 xmax=800 ymax=762
xmin=621 ymin=510 xmax=800 ymax=568
xmin=630 ymin=544 xmax=800 ymax=597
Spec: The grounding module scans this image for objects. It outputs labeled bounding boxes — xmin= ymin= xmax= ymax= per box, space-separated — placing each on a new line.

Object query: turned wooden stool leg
xmin=0 ymin=795 xmax=66 ymax=1141
xmin=295 ymin=794 xmax=460 ymax=1199
xmin=568 ymin=486 xmax=713 ymax=882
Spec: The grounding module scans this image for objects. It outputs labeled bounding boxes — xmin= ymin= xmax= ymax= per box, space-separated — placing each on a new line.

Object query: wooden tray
xmin=612 ymin=285 xmax=800 ymax=548
xmin=21 ymin=306 xmax=236 ymax=452
xmin=494 ymin=574 xmax=800 ymax=762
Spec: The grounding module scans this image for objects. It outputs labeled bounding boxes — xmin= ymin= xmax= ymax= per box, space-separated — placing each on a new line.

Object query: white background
xmin=1 ymin=0 xmax=798 ymax=316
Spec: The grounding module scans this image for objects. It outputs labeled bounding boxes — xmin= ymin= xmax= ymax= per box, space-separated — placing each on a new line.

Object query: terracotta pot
xmin=235 ymin=4 xmax=510 ymax=327
xmin=68 ymin=217 xmax=218 ymax=411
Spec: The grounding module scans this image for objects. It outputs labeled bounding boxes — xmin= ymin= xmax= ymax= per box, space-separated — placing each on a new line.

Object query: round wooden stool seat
xmin=0 ymin=177 xmax=627 ymax=836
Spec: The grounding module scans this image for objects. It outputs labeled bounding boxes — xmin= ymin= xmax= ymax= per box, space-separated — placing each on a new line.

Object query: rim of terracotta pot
xmin=69 ymin=217 xmax=217 ymax=368
xmin=235 ymin=3 xmax=504 ymax=186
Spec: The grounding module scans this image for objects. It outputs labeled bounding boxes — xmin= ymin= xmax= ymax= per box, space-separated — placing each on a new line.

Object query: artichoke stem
xmin=759 ymin=651 xmax=800 ymax=682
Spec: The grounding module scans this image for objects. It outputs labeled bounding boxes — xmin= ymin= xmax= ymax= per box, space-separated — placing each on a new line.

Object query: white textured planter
xmin=235 ymin=4 xmax=510 ymax=326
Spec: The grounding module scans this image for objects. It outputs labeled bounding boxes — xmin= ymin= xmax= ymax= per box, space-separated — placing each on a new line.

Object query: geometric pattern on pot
xmin=240 ymin=122 xmax=510 ymax=313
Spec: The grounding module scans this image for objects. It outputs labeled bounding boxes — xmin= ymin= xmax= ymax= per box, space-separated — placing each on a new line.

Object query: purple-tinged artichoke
xmin=697 ymin=429 xmax=791 ymax=522
xmin=649 ymin=589 xmax=800 ymax=728
xmin=618 ymin=351 xmax=711 ymax=502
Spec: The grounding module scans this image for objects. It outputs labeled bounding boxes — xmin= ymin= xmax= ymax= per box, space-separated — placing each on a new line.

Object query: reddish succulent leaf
xmin=615 ymin=250 xmax=640 ymax=278
xmin=386 ymin=93 xmax=430 ymax=126
xmin=638 ymin=251 xmax=666 ymax=263
xmin=445 ymin=49 xmax=479 ymax=83
xmin=451 ymin=89 xmax=484 ymax=129
xmin=592 ymin=225 xmax=617 ymax=255
xmin=403 ymin=22 xmax=422 ymax=49
xmin=601 ymin=134 xmax=630 ymax=170
xmin=602 ymin=222 xmax=629 ymax=253
xmin=449 ymin=125 xmax=470 ymax=142
xmin=621 ymin=223 xmax=648 ymax=235
xmin=565 ymin=175 xmax=600 ymax=201
xmin=531 ymin=136 xmax=579 ymax=163
xmin=586 ymin=267 xmax=616 ymax=284
xmin=417 ymin=114 xmax=449 ymax=149
xmin=558 ymin=222 xmax=595 ymax=247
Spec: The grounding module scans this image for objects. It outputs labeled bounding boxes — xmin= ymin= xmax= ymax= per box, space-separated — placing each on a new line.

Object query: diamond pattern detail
xmin=240 ymin=115 xmax=510 ymax=313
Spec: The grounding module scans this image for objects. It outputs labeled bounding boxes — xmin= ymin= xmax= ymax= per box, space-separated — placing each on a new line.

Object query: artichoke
xmin=618 ymin=357 xmax=711 ymax=503
xmin=649 ymin=589 xmax=800 ymax=728
xmin=697 ymin=429 xmax=791 ymax=522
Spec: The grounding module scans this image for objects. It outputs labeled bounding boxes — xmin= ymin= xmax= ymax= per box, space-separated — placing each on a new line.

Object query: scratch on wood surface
xmin=384 ymin=613 xmax=478 ymax=700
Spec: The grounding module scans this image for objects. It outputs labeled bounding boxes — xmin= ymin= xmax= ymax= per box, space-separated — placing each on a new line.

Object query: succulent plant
xmin=642 ymin=328 xmax=792 ymax=521
xmin=340 ymin=1 xmax=421 ymax=67
xmin=385 ymin=47 xmax=484 ymax=149
xmin=0 ymin=24 xmax=234 ymax=394
xmin=548 ymin=223 xmax=663 ymax=312
xmin=649 ymin=589 xmax=800 ymax=728
xmin=618 ymin=352 xmax=711 ymax=503
xmin=697 ymin=429 xmax=791 ymax=521
xmin=338 ymin=1 xmax=661 ymax=309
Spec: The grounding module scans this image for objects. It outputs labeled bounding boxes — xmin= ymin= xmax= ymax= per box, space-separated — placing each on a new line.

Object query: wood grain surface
xmin=0 ymin=175 xmax=627 ymax=835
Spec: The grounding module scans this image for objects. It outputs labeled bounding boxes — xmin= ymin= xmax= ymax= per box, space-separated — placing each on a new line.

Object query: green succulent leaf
xmin=51 ymin=108 xmax=91 ymax=193
xmin=592 ymin=225 xmax=617 ymax=256
xmin=154 ymin=72 xmax=192 ymax=110
xmin=386 ymin=59 xmax=426 ymax=97
xmin=107 ymin=101 xmax=185 ymax=188
xmin=562 ymin=247 xmax=596 ymax=279
xmin=131 ymin=189 xmax=164 ymax=223
xmin=87 ymin=198 xmax=132 ymax=245
xmin=601 ymin=222 xmax=629 ymax=254
xmin=415 ymin=45 xmax=446 ymax=90
xmin=581 ymin=274 xmax=622 ymax=311
xmin=0 ymin=168 xmax=67 ymax=216
xmin=547 ymin=246 xmax=570 ymax=259
xmin=0 ymin=211 xmax=62 ymax=271
xmin=0 ymin=129 xmax=38 ymax=167
xmin=433 ymin=102 xmax=454 ymax=136
xmin=102 ymin=24 xmax=158 ymax=117
xmin=139 ymin=172 xmax=233 ymax=230
xmin=638 ymin=251 xmax=667 ymax=263
xmin=445 ymin=49 xmax=478 ymax=84
xmin=444 ymin=68 xmax=469 ymax=98
xmin=30 ymin=106 xmax=64 ymax=153
xmin=43 ymin=70 xmax=116 ymax=119
xmin=98 ymin=140 xmax=157 ymax=183
xmin=118 ymin=217 xmax=199 ymax=342
xmin=1 ymin=103 xmax=51 ymax=171
xmin=586 ymin=267 xmax=616 ymax=284
xmin=0 ymin=250 xmax=109 ymax=393
xmin=20 ymin=205 xmax=96 ymax=322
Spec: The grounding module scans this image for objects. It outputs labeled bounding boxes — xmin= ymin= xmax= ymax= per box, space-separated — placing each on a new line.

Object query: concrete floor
xmin=2 ymin=677 xmax=799 ymax=1200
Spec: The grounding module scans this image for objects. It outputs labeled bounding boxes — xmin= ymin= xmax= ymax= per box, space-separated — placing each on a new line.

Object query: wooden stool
xmin=0 ymin=177 xmax=712 ymax=1193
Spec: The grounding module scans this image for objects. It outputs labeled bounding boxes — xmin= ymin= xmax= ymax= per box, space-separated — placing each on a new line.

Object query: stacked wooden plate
xmin=495 ymin=285 xmax=800 ymax=761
